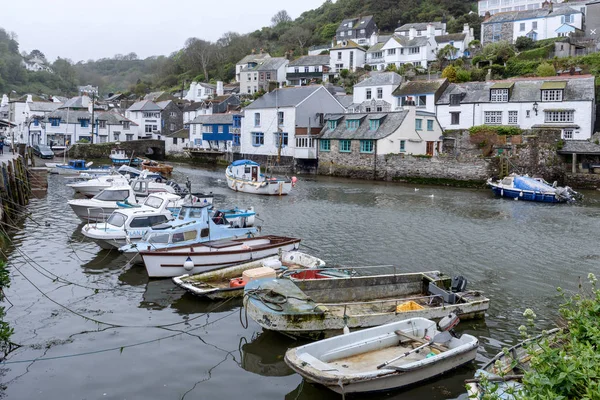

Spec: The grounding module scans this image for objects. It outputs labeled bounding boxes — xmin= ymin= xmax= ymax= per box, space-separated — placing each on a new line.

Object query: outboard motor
xmin=451 ymin=276 xmax=467 ymax=293
xmin=438 ymin=312 xmax=461 ymax=340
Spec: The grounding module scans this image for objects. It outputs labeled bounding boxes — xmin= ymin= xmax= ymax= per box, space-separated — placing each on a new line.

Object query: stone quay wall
xmin=67 ymin=140 xmax=166 ymax=161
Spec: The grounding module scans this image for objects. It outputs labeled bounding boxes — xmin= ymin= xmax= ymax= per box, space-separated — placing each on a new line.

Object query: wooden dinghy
xmin=172 ymin=251 xmax=329 ymax=300
xmin=285 ymin=316 xmax=479 ymax=394
xmin=465 ymin=328 xmax=561 ymax=399
xmin=244 ymin=271 xmax=489 ymax=338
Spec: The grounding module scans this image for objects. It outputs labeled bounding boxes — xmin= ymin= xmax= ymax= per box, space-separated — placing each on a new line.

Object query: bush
xmin=489 ymin=64 xmax=506 ymax=78
xmin=339 ymin=69 xmax=349 ymax=79
xmin=456 ymin=68 xmax=471 ymax=82
xmin=506 ymin=58 xmax=541 ymax=77
xmin=469 ymin=125 xmax=523 ymax=136
xmin=470 ymin=68 xmax=487 ymax=81
xmin=515 ymin=36 xmax=535 ymax=51
xmin=472 ymin=55 xmax=484 ymax=66
xmin=536 ymin=62 xmax=556 ymax=77
xmin=441 ymin=65 xmax=458 ymax=82
xmin=516 ymin=46 xmax=551 ymax=61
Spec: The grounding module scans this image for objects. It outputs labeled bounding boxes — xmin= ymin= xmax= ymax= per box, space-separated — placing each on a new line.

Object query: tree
xmin=271 ymin=10 xmax=292 ymax=26
xmin=183 ymin=38 xmax=214 ymax=82
xmin=515 ymin=36 xmax=535 ymax=51
xmin=456 ymin=68 xmax=471 ymax=82
xmin=436 ymin=44 xmax=457 ymax=69
xmin=482 ymin=41 xmax=515 ymax=64
xmin=28 ymin=49 xmax=46 ymax=60
xmin=320 ymin=23 xmax=338 ymax=42
xmin=536 ymin=62 xmax=556 ymax=77
xmin=441 ymin=65 xmax=458 ymax=82
xmin=280 ymin=26 xmax=312 ymax=52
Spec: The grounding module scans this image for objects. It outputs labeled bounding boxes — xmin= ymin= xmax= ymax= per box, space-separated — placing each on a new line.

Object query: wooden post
xmin=572 ymin=153 xmax=577 ymax=174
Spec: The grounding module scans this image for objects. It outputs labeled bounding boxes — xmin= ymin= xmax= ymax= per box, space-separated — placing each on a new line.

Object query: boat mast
xmin=276 ymin=87 xmax=281 ymax=164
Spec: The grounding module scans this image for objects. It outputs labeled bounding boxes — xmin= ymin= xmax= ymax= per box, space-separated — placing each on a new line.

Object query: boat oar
xmin=377 ymin=331 xmax=452 ymax=370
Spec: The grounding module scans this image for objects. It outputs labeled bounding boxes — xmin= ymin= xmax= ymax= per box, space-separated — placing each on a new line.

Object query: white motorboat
xmin=68 ymin=184 xmax=139 ymax=222
xmin=51 ymin=160 xmax=112 ymax=175
xmin=139 ymin=235 xmax=301 ymax=278
xmin=225 ymin=160 xmax=295 ymax=196
xmin=81 ymin=192 xmax=182 ymax=249
xmin=285 ymin=315 xmax=479 ymax=394
xmin=67 ymin=174 xmax=130 ymax=197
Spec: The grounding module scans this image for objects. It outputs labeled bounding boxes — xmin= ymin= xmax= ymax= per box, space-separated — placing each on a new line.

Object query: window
xmin=232 ymin=134 xmax=240 ymax=146
xmin=253 ymin=73 xmax=257 ymax=81
xmin=360 ymin=140 xmax=374 ymax=153
xmin=170 ymin=123 xmax=175 ymax=131
xmin=409 ymin=47 xmax=420 ymax=54
xmin=347 ymin=30 xmax=352 ymax=36
xmin=123 ymin=121 xmax=130 ymax=130
xmin=296 ymin=136 xmax=314 ymax=148
xmin=346 ymin=119 xmax=360 ymax=130
xmin=400 ymin=140 xmax=406 ymax=152
xmin=520 ymin=22 xmax=525 ymax=31
xmin=484 ymin=111 xmax=503 ymax=124
xmin=371 ymin=51 xmax=383 ymax=59
xmin=544 ymin=110 xmax=574 ymax=123
xmin=33 ymin=119 xmax=39 ymax=126
xmin=369 ymin=119 xmax=380 ymax=130
xmin=113 ymin=132 xmax=120 ymax=141
xmin=541 ymin=90 xmax=563 ymax=102
xmin=173 ymin=138 xmax=178 ymax=145
xmin=415 ymin=119 xmax=423 ymax=130
xmin=339 ymin=139 xmax=351 ymax=152
xmin=259 ymin=73 xmax=264 ymax=80
xmin=532 ymin=21 xmax=538 ymax=29
xmin=126 ymin=134 xmax=133 ymax=141
xmin=251 ymin=132 xmax=264 ymax=146
xmin=145 ymin=125 xmax=154 ymax=133
xmin=328 ymin=120 xmax=337 ymax=130
xmin=337 ymin=52 xmax=342 ymax=60
xmin=340 ymin=31 xmax=345 ymax=37
xmin=451 ymin=112 xmax=460 ymax=125
xmin=562 ymin=14 xmax=574 ymax=23
xmin=95 ymin=189 xmax=130 ymax=202
xmin=366 ymin=89 xmax=372 ymax=100
xmin=490 ymin=89 xmax=509 ymax=102
xmin=427 ymin=120 xmax=434 ymax=131
xmin=315 ymin=66 xmax=320 ymax=72
xmin=274 ymin=132 xmax=288 ymax=147
xmin=98 ymin=120 xmax=106 ymax=129
xmin=376 ymin=106 xmax=382 ymax=112
xmin=508 ymin=111 xmax=518 ymax=124
xmin=254 ymin=113 xmax=260 ymax=127
xmin=526 ymin=110 xmax=531 ymax=118
xmin=450 ymin=94 xmax=461 ymax=106
xmin=304 ymin=67 xmax=309 ymax=73
xmin=377 ymin=88 xmax=383 ymax=99
xmin=107 ymin=212 xmax=127 ymax=227
xmin=80 ymin=119 xmax=89 ymax=128
xmin=278 ymin=111 xmax=284 ymax=126
xmin=387 ymin=48 xmax=396 ymax=55
xmin=169 ymin=112 xmax=176 ymax=117
xmin=99 ymin=135 xmax=107 ymax=143
xmin=266 ymin=72 xmax=271 ymax=80
xmin=218 ymin=125 xmax=224 ymax=133
xmin=365 ymin=107 xmax=371 ymax=112
xmin=320 ymin=139 xmax=330 ymax=151
xmin=563 ymin=129 xmax=573 ymax=139
xmin=360 ymin=29 xmax=365 ymax=34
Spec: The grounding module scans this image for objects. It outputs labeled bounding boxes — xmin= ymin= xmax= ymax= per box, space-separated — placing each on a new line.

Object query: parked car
xmin=32 ymin=144 xmax=54 ymax=159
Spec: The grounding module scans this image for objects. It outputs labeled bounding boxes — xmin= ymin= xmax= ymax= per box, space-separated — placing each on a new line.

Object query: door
xmin=426 ymin=141 xmax=434 ymax=156
xmin=251 ymin=166 xmax=258 ymax=181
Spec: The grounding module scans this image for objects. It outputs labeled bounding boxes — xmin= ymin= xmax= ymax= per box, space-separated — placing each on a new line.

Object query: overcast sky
xmin=2 ymin=0 xmax=327 ymax=62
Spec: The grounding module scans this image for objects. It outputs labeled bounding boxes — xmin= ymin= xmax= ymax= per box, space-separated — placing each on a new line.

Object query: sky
xmin=1 ymin=0 xmax=327 ymax=62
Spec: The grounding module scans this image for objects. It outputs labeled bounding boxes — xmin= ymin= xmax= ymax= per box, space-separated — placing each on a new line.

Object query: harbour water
xmin=2 ymin=165 xmax=600 ymax=399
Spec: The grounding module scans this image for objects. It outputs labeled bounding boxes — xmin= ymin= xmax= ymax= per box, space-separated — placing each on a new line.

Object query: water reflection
xmin=239 ymin=330 xmax=297 ymax=377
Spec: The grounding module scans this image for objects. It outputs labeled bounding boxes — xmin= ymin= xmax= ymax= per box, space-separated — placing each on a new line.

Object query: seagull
xmin=428 ymin=194 xmax=435 ymax=198
xmin=414 ymin=188 xmax=419 ymax=192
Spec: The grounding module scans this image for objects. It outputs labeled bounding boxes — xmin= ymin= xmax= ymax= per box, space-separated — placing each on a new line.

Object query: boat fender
xmin=229 ymin=278 xmax=247 ymax=288
xmin=292 ymin=176 xmax=297 ymax=187
xmin=183 ymin=256 xmax=194 ymax=271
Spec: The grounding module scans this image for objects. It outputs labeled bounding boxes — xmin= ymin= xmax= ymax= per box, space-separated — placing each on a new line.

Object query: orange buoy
xmin=229 ymin=278 xmax=247 ymax=288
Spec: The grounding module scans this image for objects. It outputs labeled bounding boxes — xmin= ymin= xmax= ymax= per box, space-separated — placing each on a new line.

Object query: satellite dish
xmin=86 ymin=162 xmax=93 ymax=168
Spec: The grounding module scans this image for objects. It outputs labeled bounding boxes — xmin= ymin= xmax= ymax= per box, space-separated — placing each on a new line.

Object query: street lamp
xmin=532 ymin=101 xmax=539 ymax=116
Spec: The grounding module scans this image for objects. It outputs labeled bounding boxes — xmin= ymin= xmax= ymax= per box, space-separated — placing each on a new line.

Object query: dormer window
xmin=449 ymin=94 xmax=461 ymax=106
xmin=542 ymin=89 xmax=563 ymax=102
xmin=490 ymin=89 xmax=509 ymax=102
xmin=369 ymin=119 xmax=380 ymax=130
xmin=346 ymin=119 xmax=360 ymax=130
xmin=327 ymin=120 xmax=337 ymax=130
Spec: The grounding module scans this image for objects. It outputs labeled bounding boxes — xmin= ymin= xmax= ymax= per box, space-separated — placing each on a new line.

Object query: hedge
xmin=469 ymin=125 xmax=523 ymax=136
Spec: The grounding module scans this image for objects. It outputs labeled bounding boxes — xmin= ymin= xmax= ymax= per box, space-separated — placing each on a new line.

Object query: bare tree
xmin=281 ymin=26 xmax=312 ymax=52
xmin=271 ymin=10 xmax=292 ymax=26
xmin=184 ymin=38 xmax=214 ymax=81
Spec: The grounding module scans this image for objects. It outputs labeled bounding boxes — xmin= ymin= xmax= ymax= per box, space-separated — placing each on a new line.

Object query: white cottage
xmin=329 ymin=40 xmax=366 ymax=76
xmin=349 ymin=72 xmax=403 ymax=113
xmin=435 ymin=75 xmax=596 ymax=140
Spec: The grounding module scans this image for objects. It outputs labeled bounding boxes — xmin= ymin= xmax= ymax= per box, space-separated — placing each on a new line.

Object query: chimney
xmin=463 ymin=23 xmax=470 ymax=34
xmin=409 ymin=27 xmax=417 ymax=40
xmin=216 ymin=81 xmax=224 ymax=96
xmin=26 ymin=94 xmax=33 ymax=103
xmin=1 ymin=94 xmax=8 ymax=107
xmin=483 ymin=11 xmax=491 ymax=22
xmin=427 ymin=23 xmax=435 ymax=37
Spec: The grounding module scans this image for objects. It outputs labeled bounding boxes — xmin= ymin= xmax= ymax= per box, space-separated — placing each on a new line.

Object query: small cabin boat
xmin=139 ymin=235 xmax=301 ymax=278
xmin=172 ymin=251 xmax=328 ymax=300
xmin=487 ymin=174 xmax=578 ymax=203
xmin=141 ymin=159 xmax=173 ymax=175
xmin=466 ymin=328 xmax=561 ymax=399
xmin=52 ymin=160 xmax=111 ymax=175
xmin=285 ymin=316 xmax=479 ymax=394
xmin=109 ymin=148 xmax=142 ymax=166
xmin=225 ymin=160 xmax=294 ymax=196
xmin=244 ymin=271 xmax=489 ymax=338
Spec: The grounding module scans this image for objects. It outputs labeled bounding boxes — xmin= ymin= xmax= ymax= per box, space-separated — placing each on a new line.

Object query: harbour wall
xmin=66 ymin=140 xmax=166 ymax=161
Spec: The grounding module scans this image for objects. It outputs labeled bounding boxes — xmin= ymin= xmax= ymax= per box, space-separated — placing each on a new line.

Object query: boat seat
xmin=202 ymin=240 xmax=241 ymax=249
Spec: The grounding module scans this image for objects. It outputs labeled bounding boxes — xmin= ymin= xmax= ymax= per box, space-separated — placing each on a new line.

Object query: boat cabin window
xmin=148 ymin=233 xmax=170 ymax=244
xmin=172 ymin=230 xmax=197 ymax=243
xmin=200 ymin=228 xmax=209 ymax=238
xmin=244 ymin=166 xmax=251 ymax=174
xmin=107 ymin=212 xmax=127 ymax=227
xmin=129 ymin=215 xmax=169 ymax=228
xmin=188 ymin=208 xmax=204 ymax=219
xmin=132 ymin=181 xmax=147 ymax=192
xmin=501 ymin=177 xmax=513 ymax=186
xmin=143 ymin=196 xmax=163 ymax=209
xmin=94 ymin=189 xmax=130 ymax=201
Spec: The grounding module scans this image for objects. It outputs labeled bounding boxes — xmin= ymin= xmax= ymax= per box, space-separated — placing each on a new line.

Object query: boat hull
xmin=69 ymin=202 xmax=118 ymax=222
xmin=489 ymin=185 xmax=564 ymax=203
xmin=226 ymin=174 xmax=292 ymax=196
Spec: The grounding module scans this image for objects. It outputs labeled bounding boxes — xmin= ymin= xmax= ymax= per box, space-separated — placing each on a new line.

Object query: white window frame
xmin=490 ymin=89 xmax=509 ymax=102
xmin=544 ymin=110 xmax=574 ymax=123
xmin=484 ymin=111 xmax=503 ymax=125
xmin=541 ymin=90 xmax=563 ymax=102
xmin=508 ymin=110 xmax=518 ymax=124
xmin=563 ymin=129 xmax=573 ymax=139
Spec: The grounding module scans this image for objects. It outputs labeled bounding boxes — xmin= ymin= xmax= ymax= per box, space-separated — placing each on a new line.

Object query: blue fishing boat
xmin=487 ymin=174 xmax=579 ymax=203
xmin=119 ymin=202 xmax=258 ymax=263
xmin=52 ymin=159 xmax=111 ymax=175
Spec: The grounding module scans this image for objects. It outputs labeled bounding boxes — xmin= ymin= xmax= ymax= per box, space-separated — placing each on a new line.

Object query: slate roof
xmin=29 ymin=102 xmax=62 ymax=113
xmin=237 ymin=53 xmax=271 ymax=65
xmin=190 ymin=114 xmax=237 ymax=125
xmin=165 ymin=129 xmax=190 ymax=139
xmin=355 ymin=72 xmax=402 ymax=88
xmin=45 ymin=109 xmax=136 ymax=125
xmin=331 ymin=40 xmax=365 ymax=50
xmin=558 ymin=140 xmax=600 ymax=154
xmin=241 ymin=57 xmax=288 ymax=72
xmin=483 ymin=6 xmax=582 ymax=24
xmin=98 ymin=111 xmax=138 ymax=125
xmin=391 ymin=35 xmax=429 ymax=47
xmin=396 ymin=22 xmax=444 ymax=32
xmin=336 ymin=95 xmax=354 ymax=108
xmin=127 ymin=100 xmax=161 ymax=112
xmin=198 ymin=82 xmax=216 ymax=89
xmin=183 ymin=102 xmax=208 ymax=112
xmin=319 ymin=111 xmax=409 ymax=140
xmin=393 ymin=79 xmax=448 ymax=96
xmin=337 ymin=15 xmax=375 ymax=31
xmin=156 ymin=100 xmax=176 ymax=110
xmin=437 ymin=76 xmax=595 ymax=104
xmin=435 ymin=33 xmax=467 ymax=43
xmin=244 ymin=86 xmax=324 ymax=109
xmin=289 ymin=55 xmax=330 ymax=67
xmin=60 ymin=96 xmax=91 ymax=109
xmin=367 ymin=42 xmax=385 ymax=53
